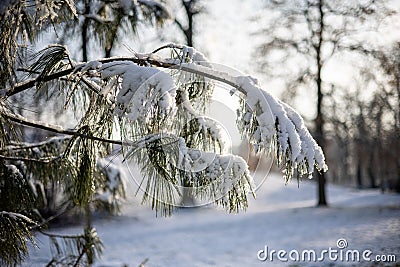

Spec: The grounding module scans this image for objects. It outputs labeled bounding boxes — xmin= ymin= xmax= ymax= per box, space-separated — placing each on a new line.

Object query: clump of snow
xmin=198 ymin=117 xmax=226 ymax=149
xmin=281 ymin=102 xmax=327 ymax=175
xmin=171 ymin=135 xmax=256 ymax=210
xmin=99 ymin=61 xmax=177 ymax=122
xmin=236 ymin=75 xmax=327 ymax=179
xmin=181 ymin=45 xmax=212 ymax=68
xmin=163 ymin=43 xmax=212 ymax=68
xmin=6 ymin=164 xmax=23 ymax=178
xmin=193 ymin=152 xmax=255 ymax=208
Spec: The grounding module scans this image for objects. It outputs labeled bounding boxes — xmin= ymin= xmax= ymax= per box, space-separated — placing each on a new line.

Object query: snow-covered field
xmin=25 ymin=172 xmax=400 ymax=267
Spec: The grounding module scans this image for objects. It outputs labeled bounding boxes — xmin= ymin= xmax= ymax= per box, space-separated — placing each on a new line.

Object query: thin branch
xmin=17 ymin=68 xmax=41 ymax=74
xmin=2 ymin=141 xmax=56 ymax=151
xmin=38 ymin=229 xmax=84 ymax=239
xmin=174 ymin=18 xmax=188 ymax=35
xmin=151 ymin=43 xmax=178 ymax=54
xmin=139 ymin=258 xmax=149 ymax=267
xmin=30 ymin=207 xmax=71 ymax=230
xmin=3 ymin=113 xmax=123 ymax=145
xmin=7 ymin=68 xmax=74 ymax=97
xmin=0 ymin=155 xmax=59 ymax=163
xmin=5 ymin=57 xmax=175 ymax=97
xmin=73 ymin=249 xmax=86 ymax=267
xmin=80 ymin=77 xmax=102 ymax=95
xmin=0 ymin=211 xmax=37 ymax=225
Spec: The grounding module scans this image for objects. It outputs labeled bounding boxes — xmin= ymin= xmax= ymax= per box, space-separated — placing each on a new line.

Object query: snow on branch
xmin=5 ymin=44 xmax=327 ymax=181
xmin=189 ymin=151 xmax=256 ymax=212
xmin=123 ymin=133 xmax=255 ymax=214
xmin=236 ymin=77 xmax=328 ymax=179
xmin=0 ymin=211 xmax=37 ymax=225
xmin=168 ymin=59 xmax=328 ymax=180
xmin=4 ymin=44 xmax=328 ymax=213
xmin=100 ymin=61 xmax=177 ymax=123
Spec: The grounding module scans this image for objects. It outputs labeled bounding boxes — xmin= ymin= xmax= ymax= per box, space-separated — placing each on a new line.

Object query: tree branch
xmin=7 ymin=68 xmax=73 ymax=97
xmin=5 ymin=53 xmax=243 ymax=99
xmin=6 ymin=56 xmax=180 ymax=97
xmin=174 ymin=18 xmax=187 ymax=34
xmin=0 ymin=155 xmax=59 ymax=164
xmin=0 ymin=211 xmax=37 ymax=225
xmin=3 ymin=113 xmax=123 ymax=145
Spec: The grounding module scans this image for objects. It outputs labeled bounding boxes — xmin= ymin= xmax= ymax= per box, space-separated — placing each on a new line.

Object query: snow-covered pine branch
xmin=75 ymin=43 xmax=327 ymax=177
xmin=2 ymin=43 xmax=328 ymax=216
xmin=62 ymin=44 xmax=326 ymax=213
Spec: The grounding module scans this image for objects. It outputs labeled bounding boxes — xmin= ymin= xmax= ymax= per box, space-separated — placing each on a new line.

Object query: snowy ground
xmin=25 ymin=172 xmax=400 ymax=267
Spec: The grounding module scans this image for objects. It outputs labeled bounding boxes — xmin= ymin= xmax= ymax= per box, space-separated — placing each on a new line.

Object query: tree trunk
xmin=179 ymin=0 xmax=196 ymax=207
xmin=186 ymin=9 xmax=193 ymax=47
xmin=368 ymin=145 xmax=377 ymax=188
xmin=81 ymin=0 xmax=91 ymax=62
xmin=356 ymin=160 xmax=362 ymax=189
xmin=315 ymin=0 xmax=327 ymax=206
xmin=104 ymin=17 xmax=122 ymax=58
xmin=182 ymin=0 xmax=194 ymax=47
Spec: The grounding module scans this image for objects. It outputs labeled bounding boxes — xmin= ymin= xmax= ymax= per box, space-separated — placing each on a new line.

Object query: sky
xmin=196 ymin=0 xmax=264 ymax=73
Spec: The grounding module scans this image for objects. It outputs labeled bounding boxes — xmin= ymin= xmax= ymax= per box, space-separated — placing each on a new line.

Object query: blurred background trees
xmin=256 ymin=0 xmax=399 ymax=205
xmin=326 ymin=42 xmax=400 ymax=192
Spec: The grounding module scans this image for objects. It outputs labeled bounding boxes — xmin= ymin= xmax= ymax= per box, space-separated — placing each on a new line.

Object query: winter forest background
xmin=0 ymin=0 xmax=399 ymax=266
